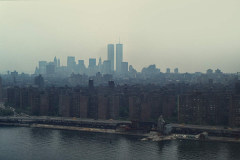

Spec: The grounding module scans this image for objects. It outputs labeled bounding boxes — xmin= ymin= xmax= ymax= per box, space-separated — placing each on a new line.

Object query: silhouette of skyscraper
xmin=89 ymin=58 xmax=96 ymax=68
xmin=103 ymin=60 xmax=111 ymax=74
xmin=107 ymin=44 xmax=114 ymax=71
xmin=39 ymin=61 xmax=47 ymax=74
xmin=46 ymin=62 xmax=55 ymax=75
xmin=57 ymin=59 xmax=60 ymax=67
xmin=121 ymin=62 xmax=128 ymax=75
xmin=67 ymin=56 xmax=76 ymax=72
xmin=166 ymin=68 xmax=170 ymax=73
xmin=174 ymin=68 xmax=179 ymax=74
xmin=34 ymin=75 xmax=44 ymax=88
xmin=88 ymin=58 xmax=97 ymax=75
xmin=54 ymin=56 xmax=57 ymax=67
xmin=116 ymin=43 xmax=123 ymax=73
xmin=78 ymin=60 xmax=85 ymax=74
xmin=78 ymin=60 xmax=85 ymax=68
xmin=98 ymin=57 xmax=102 ymax=72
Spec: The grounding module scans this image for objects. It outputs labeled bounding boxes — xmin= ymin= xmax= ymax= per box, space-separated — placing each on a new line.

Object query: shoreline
xmin=0 ymin=122 xmax=148 ymax=137
xmin=1 ymin=122 xmax=240 ymax=143
xmin=144 ymin=133 xmax=240 ymax=143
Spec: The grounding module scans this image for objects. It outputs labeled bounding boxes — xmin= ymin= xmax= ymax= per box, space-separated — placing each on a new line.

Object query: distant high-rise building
xmin=54 ymin=56 xmax=57 ymax=67
xmin=103 ymin=60 xmax=111 ymax=74
xmin=88 ymin=58 xmax=97 ymax=76
xmin=10 ymin=71 xmax=18 ymax=84
xmin=67 ymin=56 xmax=76 ymax=72
xmin=98 ymin=57 xmax=102 ymax=72
xmin=57 ymin=59 xmax=60 ymax=67
xmin=46 ymin=62 xmax=55 ymax=75
xmin=121 ymin=62 xmax=128 ymax=75
xmin=39 ymin=61 xmax=47 ymax=74
xmin=108 ymin=44 xmax=114 ymax=71
xmin=116 ymin=43 xmax=123 ymax=73
xmin=215 ymin=69 xmax=222 ymax=74
xmin=34 ymin=75 xmax=44 ymax=88
xmin=174 ymin=68 xmax=179 ymax=74
xmin=78 ymin=60 xmax=85 ymax=74
xmin=78 ymin=60 xmax=84 ymax=67
xmin=166 ymin=68 xmax=170 ymax=73
xmin=78 ymin=60 xmax=85 ymax=68
xmin=129 ymin=65 xmax=135 ymax=72
xmin=34 ymin=67 xmax=39 ymax=75
xmin=207 ymin=69 xmax=213 ymax=74
xmin=98 ymin=57 xmax=102 ymax=66
xmin=89 ymin=58 xmax=96 ymax=68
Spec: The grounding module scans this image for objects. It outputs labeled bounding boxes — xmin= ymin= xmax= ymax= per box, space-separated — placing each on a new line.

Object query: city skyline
xmin=24 ymin=42 xmax=236 ymax=76
xmin=1 ymin=0 xmax=240 ymax=73
xmin=0 ymin=49 xmax=238 ymax=75
xmin=0 ymin=41 xmax=239 ymax=75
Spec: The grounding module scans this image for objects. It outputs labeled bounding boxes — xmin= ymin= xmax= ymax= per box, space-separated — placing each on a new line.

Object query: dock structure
xmin=1 ymin=116 xmax=240 ymax=138
xmin=0 ymin=116 xmax=131 ymax=129
xmin=171 ymin=123 xmax=240 ymax=137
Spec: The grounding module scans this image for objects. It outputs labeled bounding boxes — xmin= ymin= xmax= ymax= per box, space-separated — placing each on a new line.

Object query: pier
xmin=0 ymin=116 xmax=131 ymax=129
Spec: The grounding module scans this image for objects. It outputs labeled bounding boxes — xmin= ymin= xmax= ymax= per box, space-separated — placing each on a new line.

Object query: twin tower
xmin=107 ymin=43 xmax=123 ymax=73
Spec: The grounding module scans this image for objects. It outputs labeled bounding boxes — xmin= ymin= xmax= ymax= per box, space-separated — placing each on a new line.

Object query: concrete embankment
xmin=0 ymin=122 xmax=148 ymax=137
xmin=1 ymin=116 xmax=240 ymax=143
xmin=141 ymin=132 xmax=240 ymax=143
xmin=0 ymin=116 xmax=131 ymax=129
xmin=0 ymin=116 xmax=147 ymax=137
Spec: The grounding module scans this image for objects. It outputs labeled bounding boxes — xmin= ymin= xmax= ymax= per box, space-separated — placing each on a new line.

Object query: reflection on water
xmin=0 ymin=126 xmax=240 ymax=160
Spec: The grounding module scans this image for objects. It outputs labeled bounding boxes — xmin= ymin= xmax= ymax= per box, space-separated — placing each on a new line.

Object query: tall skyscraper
xmin=116 ymin=43 xmax=123 ymax=73
xmin=57 ymin=59 xmax=60 ymax=67
xmin=103 ymin=60 xmax=111 ymax=74
xmin=166 ymin=68 xmax=170 ymax=73
xmin=39 ymin=61 xmax=47 ymax=74
xmin=78 ymin=60 xmax=85 ymax=68
xmin=78 ymin=60 xmax=85 ymax=74
xmin=88 ymin=58 xmax=97 ymax=76
xmin=89 ymin=58 xmax=96 ymax=68
xmin=46 ymin=62 xmax=55 ymax=75
xmin=54 ymin=56 xmax=57 ymax=66
xmin=121 ymin=62 xmax=128 ymax=75
xmin=98 ymin=57 xmax=102 ymax=72
xmin=107 ymin=44 xmax=114 ymax=71
xmin=174 ymin=68 xmax=179 ymax=74
xmin=67 ymin=56 xmax=76 ymax=72
xmin=98 ymin=57 xmax=102 ymax=66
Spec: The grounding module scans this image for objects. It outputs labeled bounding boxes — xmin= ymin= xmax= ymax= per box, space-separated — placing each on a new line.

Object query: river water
xmin=0 ymin=126 xmax=240 ymax=160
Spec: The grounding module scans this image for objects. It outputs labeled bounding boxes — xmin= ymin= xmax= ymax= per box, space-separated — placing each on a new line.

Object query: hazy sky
xmin=0 ymin=0 xmax=240 ymax=73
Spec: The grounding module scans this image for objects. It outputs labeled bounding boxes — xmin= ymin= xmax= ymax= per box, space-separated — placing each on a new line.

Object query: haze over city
xmin=1 ymin=0 xmax=240 ymax=73
xmin=2 ymin=1 xmax=240 ymax=160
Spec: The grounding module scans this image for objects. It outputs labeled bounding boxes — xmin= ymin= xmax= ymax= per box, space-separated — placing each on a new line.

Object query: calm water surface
xmin=0 ymin=126 xmax=240 ymax=160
